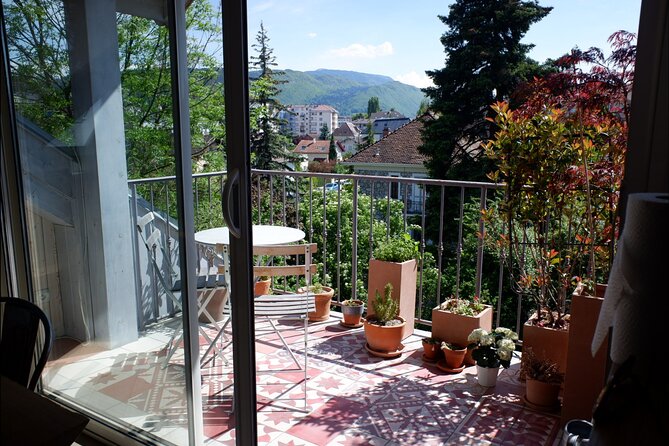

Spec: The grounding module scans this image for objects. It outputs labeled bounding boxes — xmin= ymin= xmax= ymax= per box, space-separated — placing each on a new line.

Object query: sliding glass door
xmin=0 ymin=0 xmax=210 ymax=443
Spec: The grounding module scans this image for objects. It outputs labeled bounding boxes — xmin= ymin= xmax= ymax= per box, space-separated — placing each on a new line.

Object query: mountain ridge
xmin=255 ymin=69 xmax=426 ymax=117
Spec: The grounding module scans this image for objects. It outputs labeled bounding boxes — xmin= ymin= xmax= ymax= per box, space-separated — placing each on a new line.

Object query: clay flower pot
xmin=341 ymin=300 xmax=365 ymax=326
xmin=254 ymin=278 xmax=271 ymax=297
xmin=421 ymin=338 xmax=441 ymax=361
xmin=298 ymin=285 xmax=334 ymax=322
xmin=441 ymin=343 xmax=467 ymax=369
xmin=364 ymin=316 xmax=406 ymax=354
xmin=526 ymin=379 xmax=561 ymax=408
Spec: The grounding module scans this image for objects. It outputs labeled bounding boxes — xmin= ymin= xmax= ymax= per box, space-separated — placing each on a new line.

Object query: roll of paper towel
xmin=592 ymin=193 xmax=669 ymax=364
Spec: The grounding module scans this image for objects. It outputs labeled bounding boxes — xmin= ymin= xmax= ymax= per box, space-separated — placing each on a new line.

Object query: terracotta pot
xmin=368 ymin=259 xmax=417 ymax=339
xmin=526 ymin=378 xmax=561 ymax=408
xmin=431 ymin=302 xmax=493 ymax=366
xmin=476 ymin=365 xmax=499 ymax=387
xmin=198 ymin=288 xmax=228 ymax=323
xmin=341 ymin=300 xmax=364 ymax=325
xmin=298 ymin=286 xmax=334 ymax=322
xmin=364 ymin=316 xmax=406 ymax=353
xmin=522 ymin=319 xmax=570 ymax=377
xmin=442 ymin=344 xmax=467 ymax=369
xmin=422 ymin=339 xmax=440 ymax=360
xmin=254 ymin=278 xmax=271 ymax=297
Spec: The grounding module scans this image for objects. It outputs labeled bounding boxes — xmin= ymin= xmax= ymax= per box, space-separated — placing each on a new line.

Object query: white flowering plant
xmin=467 ymin=327 xmax=518 ymax=368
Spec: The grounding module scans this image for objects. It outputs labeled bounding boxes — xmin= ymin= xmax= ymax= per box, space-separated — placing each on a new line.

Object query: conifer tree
xmin=421 ymin=0 xmax=552 ymax=180
xmin=367 ymin=96 xmax=381 ymax=116
xmin=249 ymin=22 xmax=294 ymax=170
xmin=329 ymin=134 xmax=337 ymax=162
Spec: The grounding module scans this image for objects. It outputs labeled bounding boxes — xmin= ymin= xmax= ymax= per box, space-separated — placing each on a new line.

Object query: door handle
xmin=222 ymin=169 xmax=241 ymax=238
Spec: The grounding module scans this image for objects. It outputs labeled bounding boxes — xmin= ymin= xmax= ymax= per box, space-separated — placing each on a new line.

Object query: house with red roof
xmin=342 ymin=114 xmax=432 ymax=213
xmin=293 ymin=138 xmax=343 ymax=170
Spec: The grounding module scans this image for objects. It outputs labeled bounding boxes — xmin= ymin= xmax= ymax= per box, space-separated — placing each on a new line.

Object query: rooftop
xmin=344 ymin=115 xmax=431 ymax=165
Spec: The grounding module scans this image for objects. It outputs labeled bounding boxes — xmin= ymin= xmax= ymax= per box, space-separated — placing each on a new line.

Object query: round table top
xmin=194 ymin=225 xmax=306 ymax=246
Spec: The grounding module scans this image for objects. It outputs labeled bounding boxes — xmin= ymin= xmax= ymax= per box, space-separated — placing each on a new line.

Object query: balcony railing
xmin=128 ymin=170 xmax=531 ymax=331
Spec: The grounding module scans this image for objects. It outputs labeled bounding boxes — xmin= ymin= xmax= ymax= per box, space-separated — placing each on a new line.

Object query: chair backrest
xmin=137 ymin=212 xmax=180 ymax=310
xmin=252 ymin=244 xmax=318 ymax=289
xmin=0 ymin=297 xmax=53 ymax=390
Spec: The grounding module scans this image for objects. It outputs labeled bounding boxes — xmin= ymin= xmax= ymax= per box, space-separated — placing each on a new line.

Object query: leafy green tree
xmin=249 ymin=22 xmax=294 ymax=170
xmin=421 ymin=0 xmax=551 ymax=181
xmin=367 ymin=96 xmax=380 ymax=115
xmin=319 ymin=123 xmax=330 ymax=140
xmin=351 ymin=112 xmax=366 ymax=120
xmin=4 ymin=0 xmax=226 ymax=179
xmin=416 ymin=99 xmax=430 ymax=117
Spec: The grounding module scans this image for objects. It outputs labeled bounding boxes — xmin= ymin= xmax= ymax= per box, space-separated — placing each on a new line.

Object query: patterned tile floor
xmin=45 ymin=314 xmax=565 ymax=446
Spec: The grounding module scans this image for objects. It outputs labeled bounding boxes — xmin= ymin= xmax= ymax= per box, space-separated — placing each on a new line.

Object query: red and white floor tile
xmin=45 ymin=316 xmax=562 ymax=445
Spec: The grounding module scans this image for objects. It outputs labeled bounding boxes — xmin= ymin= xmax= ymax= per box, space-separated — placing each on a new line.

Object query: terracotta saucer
xmin=421 ymin=354 xmax=438 ymax=363
xmin=522 ymin=395 xmax=561 ymax=413
xmin=339 ymin=319 xmax=365 ymax=329
xmin=364 ymin=342 xmax=405 ymax=358
xmin=436 ymin=359 xmax=465 ymax=373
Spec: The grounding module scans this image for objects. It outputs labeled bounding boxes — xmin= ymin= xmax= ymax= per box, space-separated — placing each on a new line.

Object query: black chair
xmin=0 ymin=297 xmax=53 ymax=390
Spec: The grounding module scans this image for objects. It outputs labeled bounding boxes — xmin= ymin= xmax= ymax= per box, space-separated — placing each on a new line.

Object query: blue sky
xmin=246 ymin=0 xmax=642 ymax=88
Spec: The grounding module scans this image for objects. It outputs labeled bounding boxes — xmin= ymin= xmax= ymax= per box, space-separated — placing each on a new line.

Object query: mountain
xmin=272 ymin=69 xmax=426 ymax=117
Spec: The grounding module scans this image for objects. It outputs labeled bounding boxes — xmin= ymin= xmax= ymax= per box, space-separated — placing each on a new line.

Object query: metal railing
xmin=128 ymin=169 xmax=524 ymax=331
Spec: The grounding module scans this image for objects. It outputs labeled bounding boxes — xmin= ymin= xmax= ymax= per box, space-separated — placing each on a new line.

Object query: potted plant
xmin=340 ymin=299 xmax=365 ymax=327
xmin=520 ymin=348 xmax=564 ymax=411
xmin=364 ymin=283 xmax=406 ymax=357
xmin=367 ymin=234 xmax=419 ymax=339
xmin=421 ymin=337 xmax=441 ymax=362
xmin=298 ymin=281 xmax=335 ymax=322
xmin=467 ymin=327 xmax=518 ymax=387
xmin=432 ymin=295 xmax=493 ymax=366
xmin=484 ymin=103 xmax=592 ymax=374
xmin=254 ymin=275 xmax=272 ymax=297
xmin=439 ymin=342 xmax=467 ymax=372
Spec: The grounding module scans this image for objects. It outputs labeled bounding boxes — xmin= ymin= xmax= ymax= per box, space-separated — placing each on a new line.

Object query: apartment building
xmin=280 ymin=104 xmax=339 ymax=137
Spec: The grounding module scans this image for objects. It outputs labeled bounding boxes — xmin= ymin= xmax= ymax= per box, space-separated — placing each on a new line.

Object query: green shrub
xmin=373 ymin=234 xmax=419 ymax=263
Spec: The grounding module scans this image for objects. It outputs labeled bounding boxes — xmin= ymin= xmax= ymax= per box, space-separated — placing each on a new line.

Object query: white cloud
xmin=394 ymin=71 xmax=433 ymax=89
xmin=307 ymin=32 xmax=317 ymax=39
xmin=328 ymin=42 xmax=394 ymax=59
xmin=252 ymin=1 xmax=274 ymax=12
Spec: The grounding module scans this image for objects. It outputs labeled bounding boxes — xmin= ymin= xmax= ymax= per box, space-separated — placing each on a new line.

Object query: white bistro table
xmin=195 ymin=225 xmax=306 ymax=247
xmin=194 ymin=225 xmax=306 ymax=365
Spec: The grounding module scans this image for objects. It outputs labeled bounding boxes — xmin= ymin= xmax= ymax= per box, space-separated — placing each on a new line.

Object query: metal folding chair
xmin=252 ymin=243 xmax=317 ymax=411
xmin=136 ymin=212 xmax=228 ymax=367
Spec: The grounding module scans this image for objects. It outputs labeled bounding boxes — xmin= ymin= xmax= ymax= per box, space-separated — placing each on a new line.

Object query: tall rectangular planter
xmin=431 ymin=304 xmax=493 ymax=365
xmin=562 ymin=291 xmax=609 ymax=425
xmin=367 ymin=259 xmax=416 ymax=340
xmin=522 ymin=322 xmax=570 ymax=376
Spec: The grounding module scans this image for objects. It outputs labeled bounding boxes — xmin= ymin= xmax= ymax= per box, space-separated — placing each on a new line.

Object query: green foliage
xmin=373 ymin=234 xmax=419 ymax=263
xmin=249 ymin=22 xmax=295 ymax=171
xmin=372 ymin=283 xmax=399 ymax=324
xmin=367 ymin=96 xmax=381 ymax=115
xmin=416 ymin=99 xmax=430 ymax=117
xmin=421 ymin=0 xmax=551 ymax=181
xmin=328 ymin=135 xmax=337 ymax=161
xmin=5 ymin=0 xmax=226 ymax=180
xmin=437 ymin=298 xmax=486 ymax=317
xmin=484 ymin=102 xmax=611 ymax=327
xmin=319 ymin=124 xmax=330 ymax=140
xmin=299 ymin=186 xmax=408 ymax=301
